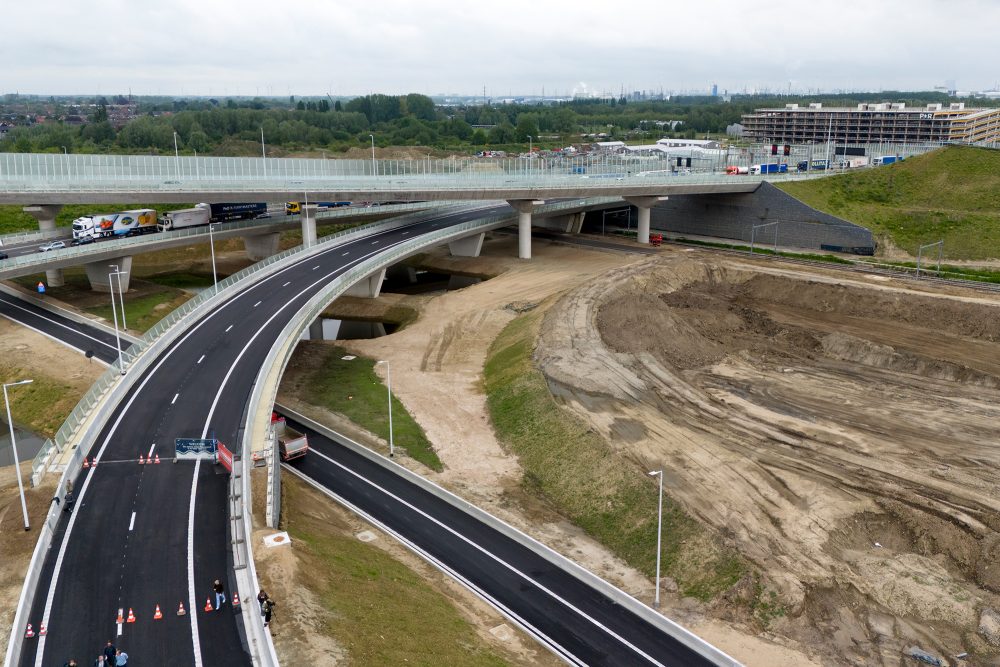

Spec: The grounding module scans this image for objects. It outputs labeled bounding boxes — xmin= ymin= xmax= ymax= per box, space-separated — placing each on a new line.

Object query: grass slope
xmin=779 ymin=145 xmax=1000 ymax=260
xmin=483 ymin=310 xmax=746 ymax=601
xmin=279 ymin=477 xmax=509 ymax=666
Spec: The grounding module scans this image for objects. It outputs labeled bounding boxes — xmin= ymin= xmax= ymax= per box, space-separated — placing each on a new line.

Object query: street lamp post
xmin=261 ymin=127 xmax=267 ymax=177
xmin=369 ymin=134 xmax=376 ymax=176
xmin=648 ymin=469 xmax=663 ymax=607
xmin=108 ymin=269 xmax=127 ymax=374
xmin=4 ymin=379 xmax=34 ymax=531
xmin=208 ymin=223 xmax=219 ymax=294
xmin=376 ymin=360 xmax=394 ymax=457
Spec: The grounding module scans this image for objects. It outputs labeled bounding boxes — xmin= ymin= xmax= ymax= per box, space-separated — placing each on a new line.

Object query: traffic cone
xmin=154 ymin=604 xmax=163 ymax=620
xmin=204 ymin=598 xmax=213 ymax=612
xmin=39 ymin=623 xmax=47 ymax=636
xmin=24 ymin=624 xmax=34 ymax=638
xmin=177 ymin=602 xmax=186 ymax=616
xmin=154 ymin=454 xmax=161 ymax=464
xmin=116 ymin=608 xmax=124 ymax=624
xmin=126 ymin=608 xmax=136 ymax=623
xmin=83 ymin=458 xmax=90 ymax=469
xmin=91 ymin=457 xmax=97 ymax=468
xmin=138 ymin=454 xmax=145 ymax=465
xmin=232 ymin=593 xmax=240 ymax=608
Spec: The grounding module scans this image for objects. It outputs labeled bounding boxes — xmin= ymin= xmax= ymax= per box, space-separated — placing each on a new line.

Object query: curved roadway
xmin=12 ymin=207 xmax=732 ymax=666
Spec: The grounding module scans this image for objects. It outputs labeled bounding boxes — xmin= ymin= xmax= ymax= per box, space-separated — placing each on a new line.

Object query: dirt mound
xmin=537 ymin=251 xmax=1000 ymax=665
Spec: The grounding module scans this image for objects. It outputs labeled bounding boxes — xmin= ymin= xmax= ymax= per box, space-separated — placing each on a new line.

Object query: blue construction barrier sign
xmin=175 ymin=438 xmax=217 ymax=460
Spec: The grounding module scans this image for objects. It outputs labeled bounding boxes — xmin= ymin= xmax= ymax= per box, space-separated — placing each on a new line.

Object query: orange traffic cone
xmin=126 ymin=608 xmax=136 ymax=623
xmin=39 ymin=623 xmax=47 ymax=636
xmin=24 ymin=624 xmax=34 ymax=638
xmin=138 ymin=454 xmax=145 ymax=465
xmin=83 ymin=458 xmax=90 ymax=469
xmin=154 ymin=454 xmax=161 ymax=464
xmin=116 ymin=608 xmax=124 ymax=624
xmin=177 ymin=602 xmax=187 ymax=616
xmin=204 ymin=598 xmax=213 ymax=612
xmin=153 ymin=604 xmax=163 ymax=620
xmin=91 ymin=457 xmax=97 ymax=468
xmin=232 ymin=593 xmax=241 ymax=608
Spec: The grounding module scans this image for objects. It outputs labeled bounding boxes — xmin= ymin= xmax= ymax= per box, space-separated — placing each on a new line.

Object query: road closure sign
xmin=175 ymin=438 xmax=217 ymax=460
xmin=216 ymin=441 xmax=234 ymax=473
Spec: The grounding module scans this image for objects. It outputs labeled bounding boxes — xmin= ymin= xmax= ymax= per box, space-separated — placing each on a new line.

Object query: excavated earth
xmin=535 ymin=251 xmax=1000 ymax=666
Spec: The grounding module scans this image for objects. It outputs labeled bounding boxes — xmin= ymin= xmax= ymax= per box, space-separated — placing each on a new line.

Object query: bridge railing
xmin=0 ymin=151 xmax=826 ymax=193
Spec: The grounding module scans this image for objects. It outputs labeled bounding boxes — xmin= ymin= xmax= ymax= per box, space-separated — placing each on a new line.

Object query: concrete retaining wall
xmin=650 ymin=182 xmax=875 ymax=252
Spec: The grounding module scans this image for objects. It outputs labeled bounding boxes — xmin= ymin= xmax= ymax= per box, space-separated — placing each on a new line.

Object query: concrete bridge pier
xmin=243 ymin=232 xmax=281 ymax=261
xmin=344 ymin=268 xmax=386 ymax=298
xmin=507 ymin=200 xmax=545 ymax=260
xmin=85 ymin=256 xmax=133 ymax=293
xmin=624 ymin=196 xmax=669 ymax=244
xmin=537 ymin=211 xmax=586 ymax=234
xmin=23 ymin=205 xmax=65 ymax=287
xmin=308 ymin=319 xmax=324 ymax=339
xmin=448 ymin=233 xmax=485 ymax=257
xmin=300 ymin=204 xmax=318 ymax=247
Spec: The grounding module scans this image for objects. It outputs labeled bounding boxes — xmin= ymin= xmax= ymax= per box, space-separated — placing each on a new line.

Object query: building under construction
xmin=741 ymin=102 xmax=1000 ymax=145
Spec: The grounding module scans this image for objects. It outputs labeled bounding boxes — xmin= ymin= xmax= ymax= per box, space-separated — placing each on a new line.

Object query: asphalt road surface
xmin=283 ymin=414 xmax=719 ymax=667
xmin=18 ymin=204 xmax=508 ymax=666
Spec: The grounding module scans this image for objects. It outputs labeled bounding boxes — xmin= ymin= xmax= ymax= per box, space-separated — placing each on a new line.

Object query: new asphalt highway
xmin=12 ymin=208 xmax=731 ymax=666
xmin=18 ymin=204 xmax=512 ymax=666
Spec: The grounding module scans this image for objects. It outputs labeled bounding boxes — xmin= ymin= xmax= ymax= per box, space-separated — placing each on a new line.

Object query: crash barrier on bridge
xmin=0 ymin=201 xmax=438 ymax=279
xmin=0 ymin=151 xmax=831 ymax=202
xmin=10 ymin=205 xmax=488 ymax=666
xmin=276 ymin=406 xmax=743 ymax=667
xmin=0 ymin=227 xmax=64 ymax=246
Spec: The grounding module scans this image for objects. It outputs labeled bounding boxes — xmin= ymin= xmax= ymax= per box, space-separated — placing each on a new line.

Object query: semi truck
xmin=872 ymin=155 xmax=901 ymax=166
xmin=749 ymin=163 xmax=788 ymax=174
xmin=271 ymin=412 xmax=309 ymax=461
xmin=796 ymin=159 xmax=830 ymax=171
xmin=285 ymin=201 xmax=351 ymax=215
xmin=72 ymin=209 xmax=158 ymax=241
xmin=157 ymin=202 xmax=268 ymax=232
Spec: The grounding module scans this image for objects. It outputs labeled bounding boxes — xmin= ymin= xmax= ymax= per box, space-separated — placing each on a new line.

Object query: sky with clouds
xmin=2 ymin=0 xmax=997 ymax=97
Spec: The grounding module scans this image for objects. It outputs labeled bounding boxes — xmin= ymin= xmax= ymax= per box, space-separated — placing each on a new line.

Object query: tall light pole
xmin=648 ymin=469 xmax=663 ymax=608
xmin=4 ymin=379 xmax=34 ymax=531
xmin=108 ymin=264 xmax=127 ymax=329
xmin=208 ymin=223 xmax=219 ymax=294
xmin=173 ymin=131 xmax=180 ymax=178
xmin=369 ymin=134 xmax=376 ymax=176
xmin=61 ymin=146 xmax=67 ymax=155
xmin=108 ymin=269 xmax=127 ymax=374
xmin=527 ymin=135 xmax=533 ymax=154
xmin=376 ymin=360 xmax=394 ymax=457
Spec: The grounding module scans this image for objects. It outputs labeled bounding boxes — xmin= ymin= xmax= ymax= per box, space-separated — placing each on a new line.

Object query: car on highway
xmin=0 ymin=250 xmax=8 ymax=260
xmin=71 ymin=235 xmax=95 ymax=246
xmin=38 ymin=240 xmax=66 ymax=252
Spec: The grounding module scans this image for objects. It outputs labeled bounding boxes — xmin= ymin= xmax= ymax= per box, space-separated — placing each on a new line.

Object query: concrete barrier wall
xmin=650 ymin=182 xmax=875 ymax=252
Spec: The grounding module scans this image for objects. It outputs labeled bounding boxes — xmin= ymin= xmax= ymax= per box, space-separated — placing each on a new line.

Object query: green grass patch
xmin=143 ymin=272 xmax=215 ymax=290
xmin=856 ymin=259 xmax=1000 ymax=284
xmin=0 ymin=366 xmax=90 ymax=437
xmin=281 ymin=477 xmax=509 ymax=666
xmin=484 ymin=310 xmax=747 ymax=601
xmin=673 ymin=237 xmax=854 ymax=264
xmin=84 ymin=290 xmax=190 ymax=333
xmin=779 ymin=145 xmax=1000 ymax=260
xmin=299 ymin=345 xmax=441 ymax=471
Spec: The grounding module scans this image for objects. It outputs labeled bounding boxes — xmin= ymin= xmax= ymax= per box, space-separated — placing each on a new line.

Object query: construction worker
xmin=256 ymin=589 xmax=268 ymax=611
xmin=102 ymin=641 xmax=116 ymax=665
xmin=213 ymin=579 xmax=226 ymax=610
xmin=261 ymin=597 xmax=274 ymax=627
xmin=115 ymin=649 xmax=128 ymax=665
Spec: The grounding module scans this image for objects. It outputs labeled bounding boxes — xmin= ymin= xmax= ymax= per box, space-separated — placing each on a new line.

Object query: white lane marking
xmin=282 ymin=281 xmax=291 ymax=287
xmin=171 ymin=393 xmax=179 ymax=405
xmin=225 ymin=325 xmax=233 ymax=332
xmin=285 ymin=465 xmax=585 ymax=666
xmin=306 ymin=447 xmax=670 ymax=667
xmin=148 ymin=443 xmax=156 ymax=457
xmin=401 ymin=231 xmax=409 ymax=235
xmin=342 ymin=252 xmax=350 ymax=256
xmin=0 ymin=296 xmax=119 ymax=353
xmin=33 ymin=213 xmax=474 ymax=665
xmin=197 ymin=354 xmax=205 ymax=364
xmin=186 ymin=458 xmax=204 ymax=667
xmin=253 ymin=300 xmax=262 ymax=308
xmin=129 ymin=512 xmax=136 ymax=531
xmin=371 ymin=240 xmax=379 ymax=244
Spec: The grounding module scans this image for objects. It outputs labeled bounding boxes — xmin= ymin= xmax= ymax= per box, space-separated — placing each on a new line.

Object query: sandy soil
xmin=331 ymin=235 xmax=828 ymax=666
xmin=534 ymin=249 xmax=1000 ymax=665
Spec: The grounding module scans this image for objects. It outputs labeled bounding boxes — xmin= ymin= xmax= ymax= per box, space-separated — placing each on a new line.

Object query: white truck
xmin=157 ymin=206 xmax=211 ymax=231
xmin=271 ymin=412 xmax=309 ymax=461
xmin=72 ymin=209 xmax=158 ymax=241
